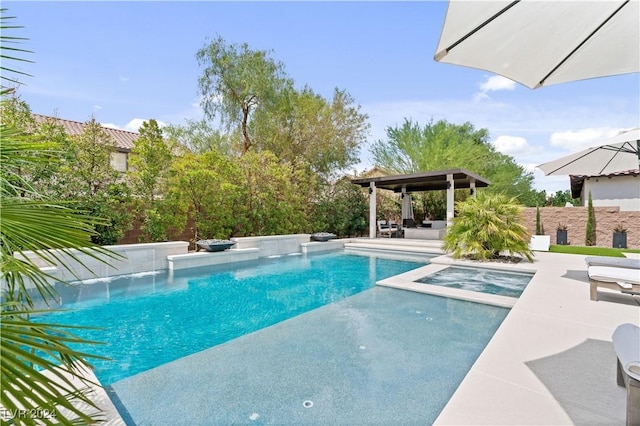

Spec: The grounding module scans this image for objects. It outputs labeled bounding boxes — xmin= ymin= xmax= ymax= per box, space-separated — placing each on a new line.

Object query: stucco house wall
xmin=581 ymin=174 xmax=640 ymax=211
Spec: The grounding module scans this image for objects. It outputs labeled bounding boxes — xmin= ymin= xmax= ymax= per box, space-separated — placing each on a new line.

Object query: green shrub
xmin=443 ymin=193 xmax=533 ymax=262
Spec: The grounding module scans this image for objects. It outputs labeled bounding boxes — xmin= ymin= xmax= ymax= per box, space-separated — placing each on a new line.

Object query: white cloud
xmin=125 ymin=118 xmax=168 ymax=132
xmin=102 ymin=123 xmax=121 ymax=130
xmin=549 ymin=127 xmax=628 ymax=152
xmin=481 ymin=75 xmax=517 ymax=92
xmin=473 ymin=75 xmax=517 ymax=102
xmin=119 ymin=74 xmax=130 ymax=83
xmin=93 ymin=105 xmax=102 ymax=110
xmin=492 ymin=135 xmax=533 ymax=156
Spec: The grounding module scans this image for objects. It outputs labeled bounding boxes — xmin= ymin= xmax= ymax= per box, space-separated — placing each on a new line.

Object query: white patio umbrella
xmin=537 ymin=128 xmax=640 ymax=176
xmin=434 ymin=0 xmax=640 ymax=89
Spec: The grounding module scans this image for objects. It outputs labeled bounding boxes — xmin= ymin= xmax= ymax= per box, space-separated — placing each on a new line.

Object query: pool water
xmin=112 ymin=286 xmax=510 ymax=425
xmin=415 ymin=266 xmax=533 ymax=297
xmin=36 ymin=250 xmax=429 ymax=385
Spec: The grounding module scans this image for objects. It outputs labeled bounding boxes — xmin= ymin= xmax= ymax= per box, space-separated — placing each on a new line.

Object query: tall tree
xmin=163 ymin=118 xmax=234 ymax=155
xmin=252 ymin=86 xmax=370 ymax=179
xmin=196 ymin=36 xmax=291 ymax=155
xmin=127 ymin=119 xmax=175 ymax=241
xmin=128 ymin=119 xmax=173 ymax=204
xmin=53 ymin=118 xmax=132 ymax=244
xmin=372 ymin=119 xmax=538 ymax=203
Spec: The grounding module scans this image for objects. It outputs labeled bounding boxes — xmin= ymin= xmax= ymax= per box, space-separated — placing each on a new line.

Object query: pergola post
xmin=369 ymin=182 xmax=377 ymax=238
xmin=470 ymin=180 xmax=476 ymax=198
xmin=446 ymin=173 xmax=454 ymax=227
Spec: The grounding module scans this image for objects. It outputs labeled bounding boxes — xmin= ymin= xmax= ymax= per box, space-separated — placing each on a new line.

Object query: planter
xmin=310 ymin=232 xmax=336 ymax=242
xmin=613 ymin=232 xmax=627 ymax=249
xmin=196 ymin=239 xmax=236 ymax=252
xmin=529 ymin=235 xmax=551 ymax=251
xmin=556 ymin=229 xmax=568 ymax=245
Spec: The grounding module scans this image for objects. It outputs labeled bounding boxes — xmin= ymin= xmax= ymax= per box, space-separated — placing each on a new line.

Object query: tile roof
xmin=32 ymin=114 xmax=139 ymax=152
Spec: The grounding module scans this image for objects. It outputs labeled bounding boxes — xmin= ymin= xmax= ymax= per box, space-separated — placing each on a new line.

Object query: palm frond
xmin=1 ymin=307 xmax=108 ymax=425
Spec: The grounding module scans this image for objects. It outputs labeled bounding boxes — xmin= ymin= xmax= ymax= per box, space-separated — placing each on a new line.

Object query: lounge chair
xmin=588 ymin=264 xmax=640 ymax=301
xmin=585 ymin=256 xmax=640 ymax=269
xmin=612 ymin=323 xmax=640 ymax=425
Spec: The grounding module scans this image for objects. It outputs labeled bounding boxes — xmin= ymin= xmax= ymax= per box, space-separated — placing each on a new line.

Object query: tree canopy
xmin=195 ymin=35 xmax=369 ymax=181
xmin=372 ymin=119 xmax=539 ymax=205
xmin=197 ymin=36 xmax=291 ymax=155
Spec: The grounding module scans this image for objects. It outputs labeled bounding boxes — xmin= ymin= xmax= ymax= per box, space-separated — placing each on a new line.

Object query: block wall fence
xmin=521 ymin=206 xmax=640 ymax=249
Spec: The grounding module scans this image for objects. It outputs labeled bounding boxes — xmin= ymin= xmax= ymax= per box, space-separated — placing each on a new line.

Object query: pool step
xmin=345 ymin=238 xmax=443 ymax=255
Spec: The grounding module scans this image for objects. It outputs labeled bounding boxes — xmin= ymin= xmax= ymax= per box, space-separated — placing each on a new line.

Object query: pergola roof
xmin=351 ymin=168 xmax=491 ymax=192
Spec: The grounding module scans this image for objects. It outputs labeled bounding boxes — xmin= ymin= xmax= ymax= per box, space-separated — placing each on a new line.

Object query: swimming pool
xmin=415 ymin=266 xmax=533 ymax=297
xmin=37 ymin=250 xmax=430 ymax=384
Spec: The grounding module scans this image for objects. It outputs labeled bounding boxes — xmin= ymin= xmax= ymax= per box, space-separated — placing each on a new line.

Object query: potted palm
xmin=556 ymin=223 xmax=568 ymax=245
xmin=613 ymin=223 xmax=627 ymax=249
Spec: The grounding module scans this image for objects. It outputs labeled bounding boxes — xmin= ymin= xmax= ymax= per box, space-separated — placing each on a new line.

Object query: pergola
xmin=351 ymin=168 xmax=491 ymax=238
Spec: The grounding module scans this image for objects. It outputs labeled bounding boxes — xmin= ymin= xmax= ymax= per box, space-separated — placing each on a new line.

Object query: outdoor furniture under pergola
xmin=351 ymin=168 xmax=491 ymax=239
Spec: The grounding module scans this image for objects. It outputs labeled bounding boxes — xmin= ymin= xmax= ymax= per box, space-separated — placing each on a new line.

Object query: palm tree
xmin=1 ymin=8 xmax=115 ymax=424
xmin=443 ymin=193 xmax=534 ymax=262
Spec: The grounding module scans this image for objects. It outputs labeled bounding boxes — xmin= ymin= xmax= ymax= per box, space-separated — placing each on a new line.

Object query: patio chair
xmin=388 ymin=220 xmax=402 ymax=238
xmin=377 ymin=220 xmax=393 ymax=238
xmin=588 ymin=264 xmax=640 ymax=301
xmin=612 ymin=323 xmax=640 ymax=426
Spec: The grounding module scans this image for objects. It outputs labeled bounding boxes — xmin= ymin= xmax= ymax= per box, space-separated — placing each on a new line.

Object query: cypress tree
xmin=535 ymin=206 xmax=543 ymax=235
xmin=585 ymin=191 xmax=596 ymax=246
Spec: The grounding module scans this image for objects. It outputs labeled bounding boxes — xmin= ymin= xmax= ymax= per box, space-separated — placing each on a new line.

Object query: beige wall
xmin=522 ymin=206 xmax=640 ymax=249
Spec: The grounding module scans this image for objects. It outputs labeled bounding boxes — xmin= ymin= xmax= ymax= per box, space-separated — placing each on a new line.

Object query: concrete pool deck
xmin=431 ymin=248 xmax=640 ymax=425
xmin=351 ymin=238 xmax=639 ymax=424
xmin=92 ymin=239 xmax=639 ymax=424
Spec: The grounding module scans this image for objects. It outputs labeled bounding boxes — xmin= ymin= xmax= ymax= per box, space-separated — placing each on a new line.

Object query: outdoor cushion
xmin=588 ymin=266 xmax=640 ymax=285
xmin=585 ymin=256 xmax=640 ymax=269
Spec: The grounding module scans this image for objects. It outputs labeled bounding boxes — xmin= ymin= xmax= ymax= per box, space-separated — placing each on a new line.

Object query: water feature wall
xmin=10 ymin=242 xmax=188 ymax=288
xmin=232 ymin=234 xmax=312 ymax=257
xmin=4 ymin=236 xmax=348 ymax=291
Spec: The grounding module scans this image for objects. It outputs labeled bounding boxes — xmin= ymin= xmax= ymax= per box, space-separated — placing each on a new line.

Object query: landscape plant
xmin=163 ymin=150 xmax=241 ymax=241
xmin=443 ymin=193 xmax=534 ymax=262
xmin=585 ymin=191 xmax=596 ymax=246
xmin=1 ymin=9 xmax=111 ymax=423
xmin=535 ymin=205 xmax=544 ymax=235
xmin=311 ymin=179 xmax=368 ymax=237
xmin=127 ymin=119 xmax=175 ymax=242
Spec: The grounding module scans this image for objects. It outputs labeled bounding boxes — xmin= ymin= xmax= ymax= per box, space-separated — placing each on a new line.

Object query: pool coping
xmin=376 ymin=262 xmax=521 ymax=308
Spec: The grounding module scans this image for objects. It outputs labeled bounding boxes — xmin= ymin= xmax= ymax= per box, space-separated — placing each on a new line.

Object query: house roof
xmin=350 ymin=168 xmax=491 ymax=192
xmin=32 ymin=114 xmax=139 ymax=152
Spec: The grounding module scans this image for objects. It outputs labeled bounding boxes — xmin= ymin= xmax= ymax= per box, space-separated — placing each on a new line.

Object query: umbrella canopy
xmin=434 ymin=0 xmax=640 ymax=89
xmin=537 ymin=128 xmax=640 ymax=176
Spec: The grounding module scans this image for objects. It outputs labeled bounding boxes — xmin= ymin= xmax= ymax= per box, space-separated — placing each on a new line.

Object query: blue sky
xmin=5 ymin=1 xmax=639 ymax=193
